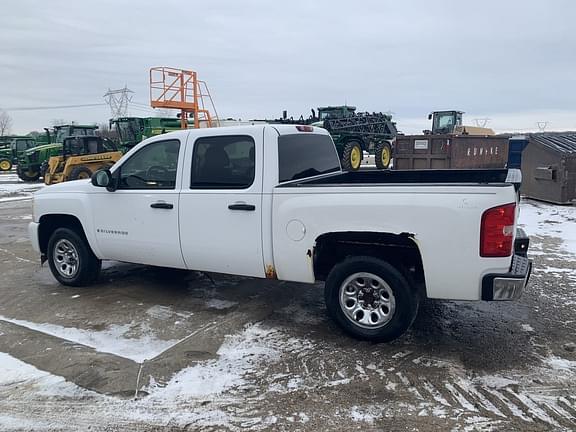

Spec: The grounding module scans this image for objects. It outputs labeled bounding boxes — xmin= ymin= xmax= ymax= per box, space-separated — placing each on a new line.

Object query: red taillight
xmin=296 ymin=125 xmax=313 ymax=132
xmin=480 ymin=203 xmax=516 ymax=257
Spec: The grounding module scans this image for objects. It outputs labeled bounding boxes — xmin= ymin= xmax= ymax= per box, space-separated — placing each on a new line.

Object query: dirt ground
xmin=0 ymin=175 xmax=575 ymax=431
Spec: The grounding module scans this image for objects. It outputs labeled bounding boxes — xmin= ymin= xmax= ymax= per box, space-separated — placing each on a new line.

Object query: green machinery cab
xmin=110 ymin=117 xmax=183 ymax=151
xmin=17 ymin=124 xmax=98 ymax=181
xmin=0 ymin=137 xmax=37 ymax=172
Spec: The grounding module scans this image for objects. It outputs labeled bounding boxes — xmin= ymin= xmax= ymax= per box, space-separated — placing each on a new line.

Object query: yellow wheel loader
xmin=44 ymin=136 xmax=122 ymax=185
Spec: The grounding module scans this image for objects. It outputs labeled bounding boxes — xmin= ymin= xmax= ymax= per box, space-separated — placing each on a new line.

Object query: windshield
xmin=116 ymin=119 xmax=142 ymax=142
xmin=433 ymin=113 xmax=456 ymax=132
xmin=55 ymin=127 xmax=96 ymax=143
xmin=15 ymin=140 xmax=36 ymax=151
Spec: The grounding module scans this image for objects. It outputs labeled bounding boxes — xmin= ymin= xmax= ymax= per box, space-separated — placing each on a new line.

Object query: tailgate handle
xmin=150 ymin=202 xmax=173 ymax=209
xmin=228 ymin=203 xmax=255 ymax=211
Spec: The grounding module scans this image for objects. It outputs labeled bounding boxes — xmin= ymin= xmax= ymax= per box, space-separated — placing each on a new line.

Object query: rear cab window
xmin=278 ymin=134 xmax=340 ymax=183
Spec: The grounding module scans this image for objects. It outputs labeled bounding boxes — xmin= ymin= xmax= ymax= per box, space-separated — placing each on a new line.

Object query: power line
xmin=2 ymin=103 xmax=107 ymax=111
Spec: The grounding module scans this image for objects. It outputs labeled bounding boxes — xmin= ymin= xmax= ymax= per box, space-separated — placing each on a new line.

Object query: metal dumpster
xmin=393 ymin=134 xmax=510 ymax=170
xmin=520 ymin=133 xmax=576 ymax=205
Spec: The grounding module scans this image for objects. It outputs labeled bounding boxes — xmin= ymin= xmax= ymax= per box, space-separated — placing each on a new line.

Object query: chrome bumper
xmin=482 ymin=255 xmax=532 ymax=301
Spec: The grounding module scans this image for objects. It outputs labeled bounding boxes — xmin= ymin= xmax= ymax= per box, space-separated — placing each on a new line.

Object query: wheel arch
xmin=313 ymin=231 xmax=426 ymax=296
xmin=38 ymin=213 xmax=92 ymax=256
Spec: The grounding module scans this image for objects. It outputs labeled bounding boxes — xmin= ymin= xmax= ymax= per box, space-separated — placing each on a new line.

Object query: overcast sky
xmin=1 ymin=0 xmax=575 ymax=134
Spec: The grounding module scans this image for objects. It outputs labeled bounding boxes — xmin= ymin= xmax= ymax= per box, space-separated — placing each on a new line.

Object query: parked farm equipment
xmin=44 ymin=136 xmax=122 ymax=185
xmin=271 ymin=105 xmax=397 ymax=171
xmin=17 ymin=124 xmax=98 ymax=181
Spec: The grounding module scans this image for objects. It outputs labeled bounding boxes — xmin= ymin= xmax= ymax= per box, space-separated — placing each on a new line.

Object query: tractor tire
xmin=17 ymin=166 xmax=40 ymax=182
xmin=69 ymin=166 xmax=93 ymax=181
xmin=0 ymin=158 xmax=12 ymax=172
xmin=375 ymin=141 xmax=393 ymax=170
xmin=40 ymin=161 xmax=48 ymax=178
xmin=342 ymin=141 xmax=363 ymax=171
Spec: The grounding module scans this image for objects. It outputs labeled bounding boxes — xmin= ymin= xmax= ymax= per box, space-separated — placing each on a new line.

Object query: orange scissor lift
xmin=149 ymin=67 xmax=220 ymax=129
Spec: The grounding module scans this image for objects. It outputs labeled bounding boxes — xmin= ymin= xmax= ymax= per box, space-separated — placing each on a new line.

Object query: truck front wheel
xmin=47 ymin=228 xmax=101 ymax=286
xmin=324 ymin=256 xmax=419 ymax=342
xmin=341 ymin=141 xmax=363 ymax=171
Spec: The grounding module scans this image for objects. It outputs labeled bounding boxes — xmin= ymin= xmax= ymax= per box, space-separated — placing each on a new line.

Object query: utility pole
xmin=103 ymin=86 xmax=134 ymax=118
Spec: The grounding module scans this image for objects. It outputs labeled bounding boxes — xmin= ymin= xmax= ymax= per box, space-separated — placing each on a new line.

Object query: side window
xmin=118 ymin=139 xmax=180 ymax=190
xmin=190 ymin=135 xmax=255 ymax=189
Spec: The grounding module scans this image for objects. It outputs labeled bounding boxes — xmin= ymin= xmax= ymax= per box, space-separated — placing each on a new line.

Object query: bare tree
xmin=95 ymin=122 xmax=118 ymax=141
xmin=0 ymin=110 xmax=13 ymax=136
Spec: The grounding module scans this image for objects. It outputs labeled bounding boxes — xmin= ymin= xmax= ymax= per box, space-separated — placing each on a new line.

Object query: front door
xmin=179 ymin=132 xmax=264 ymax=277
xmin=91 ymin=138 xmax=186 ymax=268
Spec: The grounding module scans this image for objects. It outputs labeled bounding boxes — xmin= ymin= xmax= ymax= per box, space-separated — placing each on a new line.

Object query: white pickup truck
xmin=29 ymin=125 xmax=531 ymax=341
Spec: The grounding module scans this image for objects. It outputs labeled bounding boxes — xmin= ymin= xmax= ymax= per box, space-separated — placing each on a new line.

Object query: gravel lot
xmin=0 ymin=172 xmax=575 ymax=431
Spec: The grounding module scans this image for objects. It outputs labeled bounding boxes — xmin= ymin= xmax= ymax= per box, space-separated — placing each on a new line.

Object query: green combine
xmin=17 ymin=124 xmax=98 ymax=181
xmin=110 ymin=117 xmax=183 ymax=151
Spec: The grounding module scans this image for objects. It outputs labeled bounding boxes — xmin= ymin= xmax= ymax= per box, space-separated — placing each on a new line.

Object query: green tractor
xmin=275 ymin=106 xmax=397 ymax=171
xmin=17 ymin=124 xmax=98 ymax=181
xmin=110 ymin=117 xmax=183 ymax=151
xmin=0 ymin=137 xmax=37 ymax=171
xmin=312 ymin=106 xmax=397 ymax=170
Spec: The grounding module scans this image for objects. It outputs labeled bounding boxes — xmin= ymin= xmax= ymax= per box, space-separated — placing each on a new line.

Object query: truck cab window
xmin=190 ymin=135 xmax=255 ymax=189
xmin=118 ymin=139 xmax=180 ymax=189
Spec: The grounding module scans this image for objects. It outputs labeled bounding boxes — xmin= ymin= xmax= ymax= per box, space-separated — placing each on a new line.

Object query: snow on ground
xmin=0 ymin=172 xmax=44 ymax=202
xmin=0 ymin=315 xmax=180 ymax=362
xmin=518 ymin=199 xmax=576 ymax=256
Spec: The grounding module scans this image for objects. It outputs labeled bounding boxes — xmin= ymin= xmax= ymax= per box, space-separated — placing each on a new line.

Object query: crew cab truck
xmin=29 ymin=125 xmax=531 ymax=342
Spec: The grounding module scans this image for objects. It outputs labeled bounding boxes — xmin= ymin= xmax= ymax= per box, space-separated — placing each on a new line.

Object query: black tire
xmin=375 ymin=141 xmax=392 ymax=170
xmin=324 ymin=256 xmax=419 ymax=342
xmin=341 ymin=141 xmax=363 ymax=171
xmin=39 ymin=161 xmax=48 ymax=178
xmin=47 ymin=228 xmax=101 ymax=286
xmin=69 ymin=166 xmax=93 ymax=181
xmin=0 ymin=158 xmax=12 ymax=172
xmin=17 ymin=165 xmax=40 ymax=182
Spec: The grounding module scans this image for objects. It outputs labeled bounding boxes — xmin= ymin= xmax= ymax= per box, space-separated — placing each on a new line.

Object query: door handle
xmin=228 ymin=203 xmax=255 ymax=211
xmin=150 ymin=202 xmax=174 ymax=209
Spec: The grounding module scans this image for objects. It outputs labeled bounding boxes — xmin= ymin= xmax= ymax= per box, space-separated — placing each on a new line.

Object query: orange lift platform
xmin=149 ymin=67 xmax=219 ymax=129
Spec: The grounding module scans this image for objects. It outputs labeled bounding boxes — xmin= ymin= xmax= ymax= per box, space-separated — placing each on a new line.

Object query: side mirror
xmin=91 ymin=169 xmax=116 ymax=192
xmin=428 ymin=114 xmax=433 ymax=120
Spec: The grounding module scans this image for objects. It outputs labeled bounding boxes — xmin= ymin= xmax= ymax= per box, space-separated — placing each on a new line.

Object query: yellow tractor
xmin=44 ymin=136 xmax=122 ymax=185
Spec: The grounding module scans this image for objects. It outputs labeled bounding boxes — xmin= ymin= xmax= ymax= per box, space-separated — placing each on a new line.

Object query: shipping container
xmin=393 ymin=135 xmax=509 ymax=170
xmin=520 ymin=133 xmax=576 ymax=205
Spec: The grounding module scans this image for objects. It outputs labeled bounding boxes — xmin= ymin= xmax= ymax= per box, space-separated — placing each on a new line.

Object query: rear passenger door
xmin=179 ymin=133 xmax=264 ymax=277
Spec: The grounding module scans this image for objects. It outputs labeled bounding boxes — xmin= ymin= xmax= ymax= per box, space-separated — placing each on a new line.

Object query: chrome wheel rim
xmin=53 ymin=239 xmax=79 ymax=278
xmin=339 ymin=272 xmax=396 ymax=329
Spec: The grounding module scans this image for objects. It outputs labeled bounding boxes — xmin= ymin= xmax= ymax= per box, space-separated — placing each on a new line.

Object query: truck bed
xmin=278 ymin=168 xmax=512 ymax=188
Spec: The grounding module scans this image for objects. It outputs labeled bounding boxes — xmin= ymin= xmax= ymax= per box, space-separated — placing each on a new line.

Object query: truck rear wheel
xmin=17 ymin=166 xmax=40 ymax=182
xmin=69 ymin=166 xmax=93 ymax=181
xmin=324 ymin=256 xmax=419 ymax=342
xmin=375 ymin=142 xmax=392 ymax=169
xmin=0 ymin=158 xmax=12 ymax=171
xmin=342 ymin=141 xmax=363 ymax=171
xmin=47 ymin=228 xmax=101 ymax=286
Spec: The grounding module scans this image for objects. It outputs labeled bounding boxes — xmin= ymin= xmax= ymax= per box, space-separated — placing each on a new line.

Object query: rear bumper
xmin=482 ymin=254 xmax=532 ymax=301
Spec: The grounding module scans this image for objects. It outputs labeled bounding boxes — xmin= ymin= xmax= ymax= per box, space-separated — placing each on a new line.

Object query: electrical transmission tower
xmin=473 ymin=118 xmax=490 ymax=128
xmin=103 ymin=86 xmax=134 ymax=118
xmin=536 ymin=121 xmax=549 ymax=132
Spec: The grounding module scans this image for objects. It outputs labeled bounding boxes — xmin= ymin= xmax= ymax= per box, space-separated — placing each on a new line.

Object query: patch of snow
xmin=545 ymin=356 xmax=576 ymax=371
xmin=518 ymin=200 xmax=576 ymax=256
xmin=145 ymin=324 xmax=310 ymax=399
xmin=205 ymin=298 xmax=238 ymax=310
xmin=0 ymin=315 xmax=179 ymax=362
xmin=521 ymin=324 xmax=534 ymax=332
xmin=0 ymin=352 xmax=93 ymax=398
xmin=476 ymin=375 xmax=519 ymax=389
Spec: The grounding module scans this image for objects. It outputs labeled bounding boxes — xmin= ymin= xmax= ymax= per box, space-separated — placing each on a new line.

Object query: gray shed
xmin=520 ymin=133 xmax=576 ymax=204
